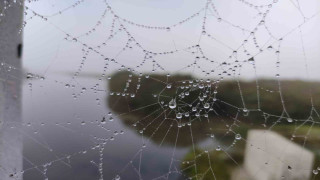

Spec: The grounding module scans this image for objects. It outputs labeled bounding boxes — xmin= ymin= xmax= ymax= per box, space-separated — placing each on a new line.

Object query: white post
xmin=244 ymin=130 xmax=314 ymax=180
xmin=0 ymin=0 xmax=24 ymax=179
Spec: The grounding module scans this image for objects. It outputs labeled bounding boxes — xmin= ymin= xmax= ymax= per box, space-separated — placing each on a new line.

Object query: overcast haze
xmin=24 ymin=0 xmax=320 ymax=81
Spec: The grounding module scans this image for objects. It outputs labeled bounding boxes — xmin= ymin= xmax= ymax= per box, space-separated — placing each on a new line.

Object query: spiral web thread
xmin=1 ymin=0 xmax=320 ymax=179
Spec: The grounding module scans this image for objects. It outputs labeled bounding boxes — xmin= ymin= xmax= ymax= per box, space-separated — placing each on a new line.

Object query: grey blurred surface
xmin=0 ymin=0 xmax=24 ymax=179
xmin=244 ymin=130 xmax=314 ymax=180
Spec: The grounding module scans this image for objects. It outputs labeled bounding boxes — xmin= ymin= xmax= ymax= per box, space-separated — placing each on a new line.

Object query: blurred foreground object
xmin=244 ymin=130 xmax=314 ymax=180
xmin=0 ymin=0 xmax=24 ymax=179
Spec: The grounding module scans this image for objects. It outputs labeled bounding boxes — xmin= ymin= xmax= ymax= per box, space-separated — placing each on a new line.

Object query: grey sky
xmin=23 ymin=0 xmax=320 ymax=81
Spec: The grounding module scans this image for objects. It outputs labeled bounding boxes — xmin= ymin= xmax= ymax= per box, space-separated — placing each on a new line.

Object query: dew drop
xmin=109 ymin=117 xmax=114 ymax=122
xmin=176 ymin=113 xmax=182 ymax=119
xmin=248 ymin=57 xmax=254 ymax=62
xmin=235 ymin=134 xmax=241 ymax=140
xmin=169 ymin=99 xmax=176 ymax=109
xmin=115 ymin=175 xmax=121 ymax=180
xmin=313 ymin=170 xmax=319 ymax=175
xmin=101 ymin=117 xmax=106 ymax=124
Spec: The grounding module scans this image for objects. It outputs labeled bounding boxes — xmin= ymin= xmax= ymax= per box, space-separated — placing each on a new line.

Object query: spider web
xmin=1 ymin=0 xmax=320 ymax=179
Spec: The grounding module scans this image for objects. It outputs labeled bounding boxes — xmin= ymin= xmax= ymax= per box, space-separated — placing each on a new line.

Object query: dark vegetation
xmin=108 ymin=71 xmax=320 ymax=121
xmin=108 ymin=71 xmax=320 ymax=179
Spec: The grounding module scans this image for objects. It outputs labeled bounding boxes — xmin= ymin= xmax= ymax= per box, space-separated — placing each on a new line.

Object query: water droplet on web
xmin=313 ymin=169 xmax=319 ymax=175
xmin=101 ymin=117 xmax=106 ymax=124
xmin=287 ymin=118 xmax=293 ymax=123
xmin=176 ymin=113 xmax=182 ymax=119
xmin=243 ymin=108 xmax=249 ymax=116
xmin=114 ymin=175 xmax=121 ymax=180
xmin=26 ymin=73 xmax=34 ymax=79
xmin=169 ymin=99 xmax=176 ymax=109
xmin=233 ymin=51 xmax=237 ymax=55
xmin=204 ymin=103 xmax=210 ymax=109
xmin=235 ymin=134 xmax=241 ymax=140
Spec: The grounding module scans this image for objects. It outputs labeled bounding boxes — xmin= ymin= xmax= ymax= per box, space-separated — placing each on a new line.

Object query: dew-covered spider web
xmin=1 ymin=0 xmax=320 ymax=180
